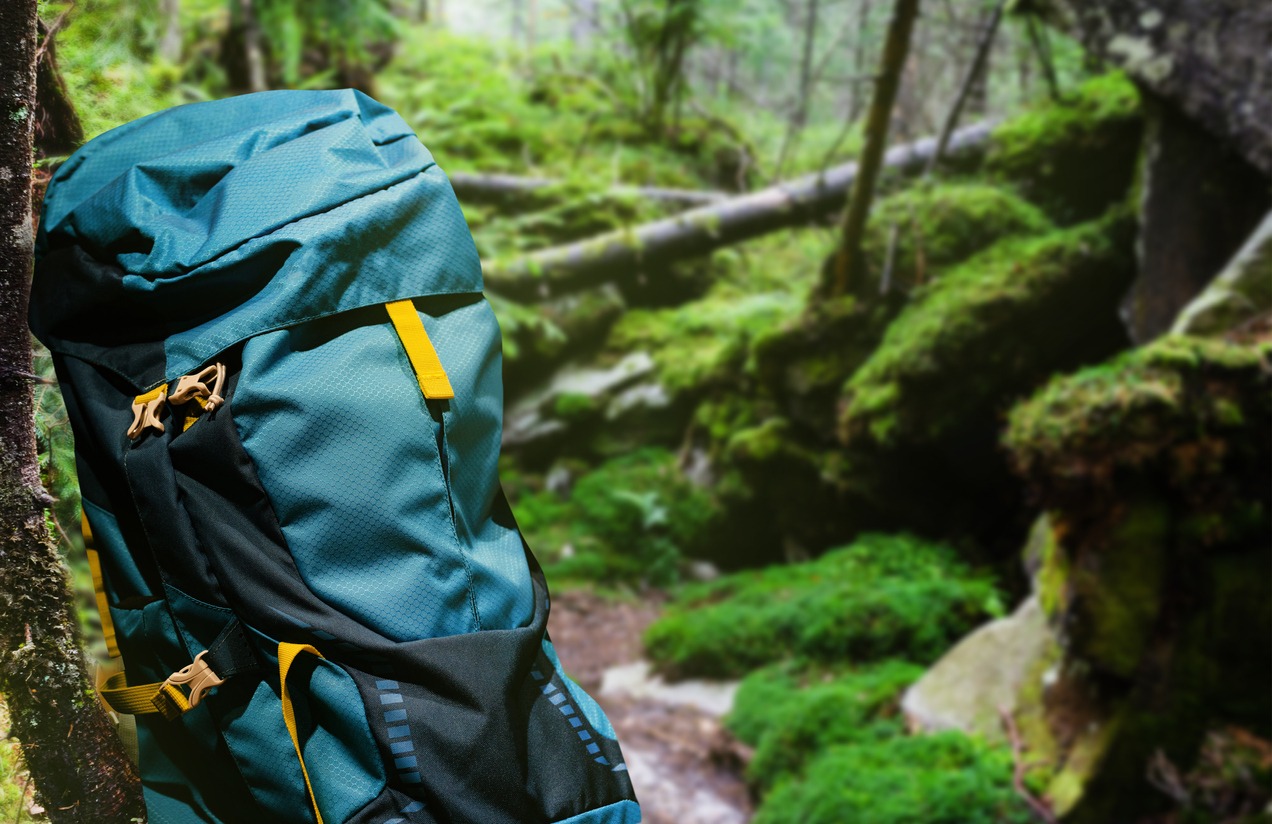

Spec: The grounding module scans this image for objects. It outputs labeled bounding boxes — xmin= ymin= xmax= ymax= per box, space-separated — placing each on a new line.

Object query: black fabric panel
xmin=54 ymin=353 xmax=165 ymax=597
xmin=124 ymin=419 xmax=229 ymax=606
xmin=32 ymin=244 xmax=275 ymax=388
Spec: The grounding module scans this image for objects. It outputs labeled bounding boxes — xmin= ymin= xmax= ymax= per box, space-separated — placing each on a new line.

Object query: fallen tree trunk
xmin=484 ymin=122 xmax=995 ymax=300
xmin=448 ymin=171 xmax=728 ymax=207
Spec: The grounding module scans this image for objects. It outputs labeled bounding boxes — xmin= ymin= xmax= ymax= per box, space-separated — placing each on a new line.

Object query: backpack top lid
xmin=32 ymin=89 xmax=483 ymax=390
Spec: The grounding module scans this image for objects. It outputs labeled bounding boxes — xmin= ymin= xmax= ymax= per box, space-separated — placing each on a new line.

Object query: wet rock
xmin=901 ymin=595 xmax=1058 ymax=743
xmin=1172 ymin=210 xmax=1272 ymax=338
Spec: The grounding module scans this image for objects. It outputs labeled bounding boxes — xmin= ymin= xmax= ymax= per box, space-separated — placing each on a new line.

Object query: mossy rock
xmin=1001 ymin=337 xmax=1272 ymax=822
xmin=643 ymin=533 xmax=1005 ymax=679
xmin=859 ymin=183 xmax=1054 ymax=293
xmin=840 ymin=210 xmax=1136 ymax=451
xmin=987 ymin=73 xmax=1144 ymax=225
xmin=1005 ymin=336 xmax=1272 ymax=510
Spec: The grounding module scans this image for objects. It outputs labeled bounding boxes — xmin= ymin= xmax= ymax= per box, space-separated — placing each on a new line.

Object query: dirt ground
xmin=548 ymin=590 xmax=754 ymax=824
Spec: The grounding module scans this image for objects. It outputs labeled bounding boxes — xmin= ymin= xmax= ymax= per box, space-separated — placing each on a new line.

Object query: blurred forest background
xmin=8 ymin=0 xmax=1271 ymax=821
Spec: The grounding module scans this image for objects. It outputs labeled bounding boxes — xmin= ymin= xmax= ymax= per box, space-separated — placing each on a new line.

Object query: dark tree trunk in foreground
xmin=483 ymin=122 xmax=992 ymax=300
xmin=1122 ymin=94 xmax=1270 ymax=342
xmin=0 ymin=3 xmax=145 ymax=821
xmin=823 ymin=0 xmax=920 ymax=298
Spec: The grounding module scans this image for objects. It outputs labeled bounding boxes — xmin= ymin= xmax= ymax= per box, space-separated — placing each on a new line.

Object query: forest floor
xmin=548 ymin=590 xmax=753 ymax=824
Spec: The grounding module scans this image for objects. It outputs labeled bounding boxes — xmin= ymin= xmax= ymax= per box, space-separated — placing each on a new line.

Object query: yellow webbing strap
xmin=279 ymin=642 xmax=325 ymax=824
xmin=99 ymin=671 xmax=190 ymax=718
xmin=385 ymin=299 xmax=455 ymax=400
xmin=82 ymin=515 xmax=120 ymax=659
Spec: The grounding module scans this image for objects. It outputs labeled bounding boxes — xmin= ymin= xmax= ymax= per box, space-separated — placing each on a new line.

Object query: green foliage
xmin=840 ymin=211 xmax=1134 ymax=448
xmin=729 ymin=659 xmax=924 ymax=790
xmin=256 ymin=0 xmax=397 ymax=88
xmin=510 ymin=448 xmax=718 ymax=587
xmin=643 ymin=533 xmax=1005 ymax=678
xmin=57 ymin=0 xmax=194 ymax=140
xmin=754 ymin=732 xmax=1033 ymax=824
xmin=378 ymin=28 xmax=735 ymax=188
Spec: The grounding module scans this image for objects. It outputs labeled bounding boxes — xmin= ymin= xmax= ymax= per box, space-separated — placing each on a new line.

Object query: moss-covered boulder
xmin=643 ymin=533 xmax=1005 ymax=679
xmin=859 ymin=183 xmax=1054 ymax=294
xmin=987 ymin=73 xmax=1143 ymax=225
xmin=840 ymin=211 xmax=1136 ymax=451
xmin=1001 ymin=336 xmax=1272 ymax=822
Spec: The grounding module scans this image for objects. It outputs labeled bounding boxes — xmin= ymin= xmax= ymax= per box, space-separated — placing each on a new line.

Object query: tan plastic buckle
xmin=126 ymin=386 xmax=168 ymax=440
xmin=169 ymin=363 xmax=227 ymax=412
xmin=153 ymin=650 xmax=226 ymax=720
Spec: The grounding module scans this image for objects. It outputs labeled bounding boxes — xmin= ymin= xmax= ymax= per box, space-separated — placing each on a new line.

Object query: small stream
xmin=548 ymin=592 xmax=753 ymax=824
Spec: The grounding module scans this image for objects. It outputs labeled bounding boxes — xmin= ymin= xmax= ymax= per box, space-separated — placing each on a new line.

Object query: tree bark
xmin=448 ymin=172 xmax=727 ymax=207
xmin=238 ymin=0 xmax=267 ymax=93
xmin=158 ymin=0 xmax=182 ymax=62
xmin=848 ymin=0 xmax=873 ymax=121
xmin=1121 ymin=93 xmax=1270 ymax=343
xmin=793 ymin=0 xmax=820 ymax=129
xmin=0 ymin=3 xmax=145 ymax=822
xmin=483 ymin=122 xmax=993 ymax=300
xmin=823 ymin=0 xmax=920 ymax=298
xmin=925 ymin=0 xmax=1005 ymax=175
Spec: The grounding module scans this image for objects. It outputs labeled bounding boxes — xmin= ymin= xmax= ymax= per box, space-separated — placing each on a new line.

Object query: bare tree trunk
xmin=238 ymin=0 xmax=267 ymax=93
xmin=926 ymin=0 xmax=1005 ymax=175
xmin=484 ymin=122 xmax=993 ymax=300
xmin=417 ymin=0 xmax=430 ymax=24
xmin=158 ymin=0 xmax=181 ymax=62
xmin=448 ymin=171 xmax=726 ymax=206
xmin=848 ymin=0 xmax=873 ymax=121
xmin=0 ymin=3 xmax=145 ymax=822
xmin=527 ymin=0 xmax=538 ymax=51
xmin=824 ymin=0 xmax=920 ymax=298
xmin=794 ymin=0 xmax=820 ymax=128
xmin=1026 ymin=14 xmax=1061 ymax=102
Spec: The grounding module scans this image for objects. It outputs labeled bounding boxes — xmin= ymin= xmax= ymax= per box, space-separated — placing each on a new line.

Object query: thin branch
xmin=998 ymin=706 xmax=1058 ymax=824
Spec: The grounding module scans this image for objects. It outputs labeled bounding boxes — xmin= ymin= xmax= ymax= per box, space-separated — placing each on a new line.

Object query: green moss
xmin=988 ymin=73 xmax=1143 ymax=224
xmin=728 ymin=659 xmax=924 ymax=791
xmin=840 ymin=211 xmax=1135 ymax=449
xmin=643 ymin=533 xmax=1005 ymax=678
xmin=552 ymin=392 xmax=600 ymax=423
xmin=1004 ymin=336 xmax=1272 ymax=499
xmin=1034 ymin=519 xmax=1071 ymax=621
xmin=754 ymin=732 xmax=1033 ymax=824
xmin=1072 ymin=501 xmax=1169 ymax=677
xmin=859 ymin=183 xmax=1053 ymax=291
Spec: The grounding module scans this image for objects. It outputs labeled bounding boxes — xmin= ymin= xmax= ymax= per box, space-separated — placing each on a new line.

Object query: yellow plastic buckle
xmin=126 ymin=385 xmax=168 ymax=440
xmin=169 ymin=363 xmax=227 ymax=412
xmin=152 ymin=650 xmax=225 ymax=720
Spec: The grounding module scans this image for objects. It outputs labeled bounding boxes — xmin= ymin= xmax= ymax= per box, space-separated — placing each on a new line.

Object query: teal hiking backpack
xmin=31 ymin=90 xmax=641 ymax=824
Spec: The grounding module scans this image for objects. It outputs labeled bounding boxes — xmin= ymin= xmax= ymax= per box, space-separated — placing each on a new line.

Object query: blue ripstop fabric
xmin=34 ymin=89 xmax=482 ymax=385
xmin=233 ymin=300 xmax=533 ymax=640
